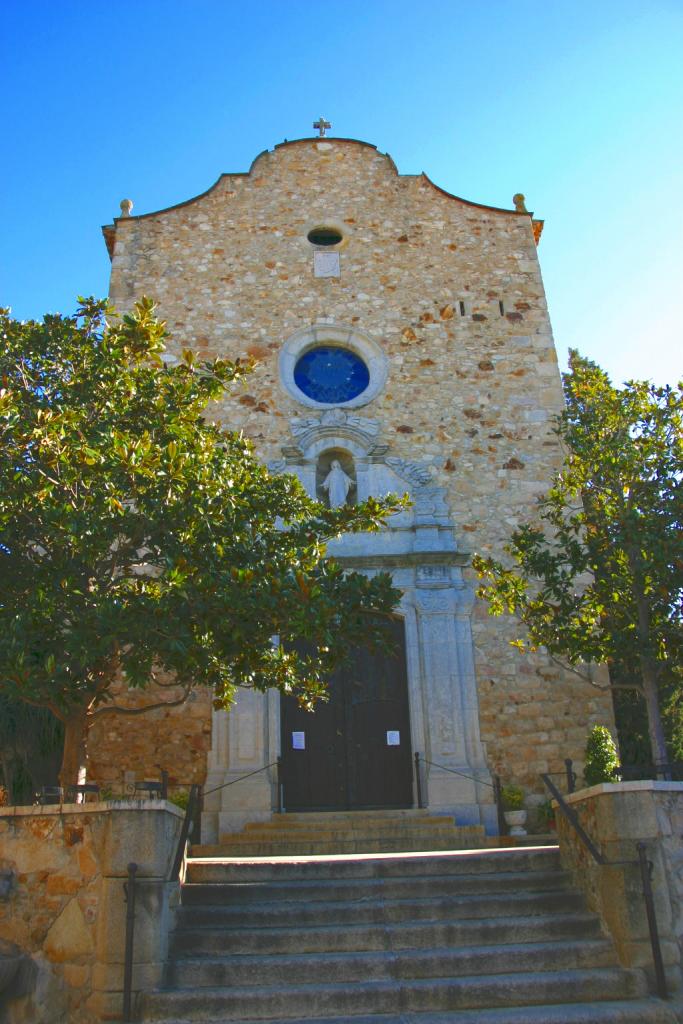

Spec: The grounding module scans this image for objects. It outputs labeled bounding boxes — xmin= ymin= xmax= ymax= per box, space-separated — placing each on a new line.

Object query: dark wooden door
xmin=280 ymin=620 xmax=413 ymax=811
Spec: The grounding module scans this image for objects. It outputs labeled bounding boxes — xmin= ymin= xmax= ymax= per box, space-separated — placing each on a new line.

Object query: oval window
xmin=307 ymin=227 xmax=343 ymax=247
xmin=294 ymin=346 xmax=369 ymax=404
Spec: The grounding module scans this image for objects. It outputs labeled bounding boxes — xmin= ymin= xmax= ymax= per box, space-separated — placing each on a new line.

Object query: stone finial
xmin=119 ymin=198 xmax=134 ymax=218
xmin=513 ymin=193 xmax=528 ymax=213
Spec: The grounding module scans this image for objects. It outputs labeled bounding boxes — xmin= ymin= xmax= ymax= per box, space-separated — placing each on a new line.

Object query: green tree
xmin=473 ymin=351 xmax=682 ymax=767
xmin=0 ymin=299 xmax=405 ymax=788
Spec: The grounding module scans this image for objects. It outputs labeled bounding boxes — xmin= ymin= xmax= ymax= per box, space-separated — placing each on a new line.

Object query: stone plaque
xmin=313 ymin=251 xmax=340 ymax=278
xmin=417 ymin=564 xmax=450 ymax=586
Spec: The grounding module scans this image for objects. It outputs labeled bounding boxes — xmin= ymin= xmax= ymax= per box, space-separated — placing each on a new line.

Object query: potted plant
xmin=501 ymin=784 xmax=527 ymax=836
xmin=537 ymin=798 xmax=556 ymax=832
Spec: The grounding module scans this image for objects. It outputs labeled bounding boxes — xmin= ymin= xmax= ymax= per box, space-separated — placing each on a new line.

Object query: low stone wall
xmin=557 ymin=781 xmax=683 ymax=994
xmin=0 ymin=802 xmax=183 ymax=1023
xmin=86 ymin=678 xmax=213 ymax=792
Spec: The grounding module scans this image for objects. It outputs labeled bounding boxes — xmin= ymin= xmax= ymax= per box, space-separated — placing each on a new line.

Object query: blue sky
xmin=3 ymin=0 xmax=682 ymax=386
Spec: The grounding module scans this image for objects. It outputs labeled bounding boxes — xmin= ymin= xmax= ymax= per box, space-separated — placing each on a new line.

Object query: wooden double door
xmin=280 ymin=620 xmax=413 ymax=811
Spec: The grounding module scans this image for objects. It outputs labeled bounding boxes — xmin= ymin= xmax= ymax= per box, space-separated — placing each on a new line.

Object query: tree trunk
xmin=59 ymin=705 xmax=89 ymax=789
xmin=641 ymin=655 xmax=669 ymax=772
xmin=628 ymin=546 xmax=670 ymax=775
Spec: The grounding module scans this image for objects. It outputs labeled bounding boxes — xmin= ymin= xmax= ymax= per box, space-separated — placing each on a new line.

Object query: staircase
xmin=196 ymin=809 xmax=488 ymax=857
xmin=139 ymin=844 xmax=678 ymax=1023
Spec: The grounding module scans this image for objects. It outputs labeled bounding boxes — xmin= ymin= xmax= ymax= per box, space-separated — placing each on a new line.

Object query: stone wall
xmin=0 ymin=803 xmax=183 ymax=1023
xmin=87 ymin=679 xmax=213 ymax=792
xmin=557 ymin=781 xmax=683 ymax=993
xmin=101 ymin=137 xmax=614 ymax=795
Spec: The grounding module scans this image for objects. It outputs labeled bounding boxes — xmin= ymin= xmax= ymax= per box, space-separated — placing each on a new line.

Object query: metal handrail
xmin=169 ymin=783 xmax=201 ymax=882
xmin=122 ymin=782 xmax=201 ymax=1021
xmin=559 ymin=757 xmax=683 ymax=791
xmin=121 ymin=762 xmax=281 ymax=1021
xmin=418 ymin=755 xmax=496 ymax=790
xmin=122 ymin=863 xmax=137 ymax=1022
xmin=541 ymin=772 xmax=668 ymax=1000
xmin=415 ymin=754 xmax=506 ymax=836
xmin=202 ymin=761 xmax=278 ymax=798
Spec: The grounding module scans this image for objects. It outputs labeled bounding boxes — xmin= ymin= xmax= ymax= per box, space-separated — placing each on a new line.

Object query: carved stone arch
xmin=306 ymin=433 xmax=369 ymax=461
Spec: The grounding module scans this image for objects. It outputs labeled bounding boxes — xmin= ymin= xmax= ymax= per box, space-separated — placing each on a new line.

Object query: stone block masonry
xmin=87 ymin=678 xmax=213 ymax=793
xmin=0 ymin=803 xmax=183 ymax=1023
xmin=557 ymin=781 xmax=683 ymax=995
xmin=98 ymin=137 xmax=614 ymax=811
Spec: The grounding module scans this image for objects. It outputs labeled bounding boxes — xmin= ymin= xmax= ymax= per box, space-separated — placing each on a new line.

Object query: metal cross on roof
xmin=313 ymin=116 xmax=331 ymax=138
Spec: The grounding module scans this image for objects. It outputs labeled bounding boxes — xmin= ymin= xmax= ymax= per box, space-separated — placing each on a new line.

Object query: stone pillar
xmin=412 ymin=582 xmax=494 ymax=828
xmin=90 ymin=805 xmax=182 ymax=1020
xmin=557 ymin=782 xmax=683 ymax=993
xmin=0 ymin=803 xmax=183 ymax=1024
xmin=202 ymin=688 xmax=275 ymax=842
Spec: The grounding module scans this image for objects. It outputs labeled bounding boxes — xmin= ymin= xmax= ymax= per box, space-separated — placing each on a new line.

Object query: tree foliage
xmin=473 ymin=351 xmax=683 ymax=765
xmin=0 ymin=299 xmax=405 ymax=785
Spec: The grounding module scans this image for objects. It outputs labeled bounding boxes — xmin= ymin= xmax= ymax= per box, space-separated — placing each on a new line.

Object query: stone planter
xmin=504 ymin=809 xmax=528 ymax=836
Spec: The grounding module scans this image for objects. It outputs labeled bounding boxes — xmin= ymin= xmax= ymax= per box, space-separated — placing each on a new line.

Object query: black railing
xmin=415 ymin=754 xmax=506 ymax=837
xmin=201 ymin=761 xmax=278 ymax=803
xmin=559 ymin=758 xmax=683 ymax=792
xmin=169 ymin=783 xmax=202 ymax=882
xmin=122 ymin=781 xmax=201 ymax=1022
xmin=121 ymin=761 xmax=279 ymax=1021
xmin=36 ymin=783 xmax=102 ymax=804
xmin=122 ymin=862 xmax=137 ymax=1022
xmin=38 ymin=770 xmax=172 ymax=806
xmin=618 ymin=761 xmax=683 ymax=783
xmin=541 ymin=772 xmax=668 ymax=1000
xmin=414 ymin=752 xmax=424 ymax=809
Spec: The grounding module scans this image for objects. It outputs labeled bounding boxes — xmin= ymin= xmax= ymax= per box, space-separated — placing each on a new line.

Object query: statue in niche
xmin=321 ymin=459 xmax=355 ymax=508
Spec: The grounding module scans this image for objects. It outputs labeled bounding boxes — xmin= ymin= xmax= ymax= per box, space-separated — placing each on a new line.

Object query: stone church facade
xmin=92 ymin=133 xmax=612 ymax=839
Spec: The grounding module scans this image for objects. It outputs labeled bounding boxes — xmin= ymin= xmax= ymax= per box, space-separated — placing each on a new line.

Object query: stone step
xmin=154 ymin=1001 xmax=679 ymax=1024
xmin=209 ymin=811 xmax=488 ymax=858
xmin=175 ymin=888 xmax=585 ymax=930
xmin=145 ymin=845 xmax=672 ymax=1024
xmin=199 ymin=834 xmax=488 ymax=857
xmin=170 ymin=911 xmax=604 ymax=957
xmin=245 ymin=812 xmax=457 ymax=829
xmin=228 ymin=823 xmax=465 ymax=842
xmin=269 ymin=809 xmax=442 ymax=822
xmin=140 ymin=967 xmax=647 ymax=1020
xmin=185 ymin=847 xmax=562 ymax=884
xmin=165 ymin=938 xmax=618 ymax=988
xmin=181 ymin=868 xmax=573 ymax=905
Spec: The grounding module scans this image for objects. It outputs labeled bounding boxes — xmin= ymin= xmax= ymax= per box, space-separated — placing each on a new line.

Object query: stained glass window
xmin=294 ymin=346 xmax=370 ymax=404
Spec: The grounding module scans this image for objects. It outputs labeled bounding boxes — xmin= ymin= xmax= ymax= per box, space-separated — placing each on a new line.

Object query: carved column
xmin=414 ymin=580 xmax=494 ymax=828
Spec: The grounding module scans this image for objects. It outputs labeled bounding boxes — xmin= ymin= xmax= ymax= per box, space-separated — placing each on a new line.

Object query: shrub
xmin=584 ymin=725 xmax=620 ymax=786
xmin=168 ymin=790 xmax=190 ymax=811
xmin=501 ymin=784 xmax=524 ymax=811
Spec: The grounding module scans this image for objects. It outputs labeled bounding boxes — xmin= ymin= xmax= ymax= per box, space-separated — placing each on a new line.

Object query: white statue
xmin=321 ymin=459 xmax=355 ymax=508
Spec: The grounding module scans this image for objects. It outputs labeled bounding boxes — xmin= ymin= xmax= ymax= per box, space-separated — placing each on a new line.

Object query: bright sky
xmin=3 ymin=0 xmax=682 ymax=387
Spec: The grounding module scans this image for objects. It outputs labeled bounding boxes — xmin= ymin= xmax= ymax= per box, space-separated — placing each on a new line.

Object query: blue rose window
xmin=294 ymin=346 xmax=370 ymax=404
